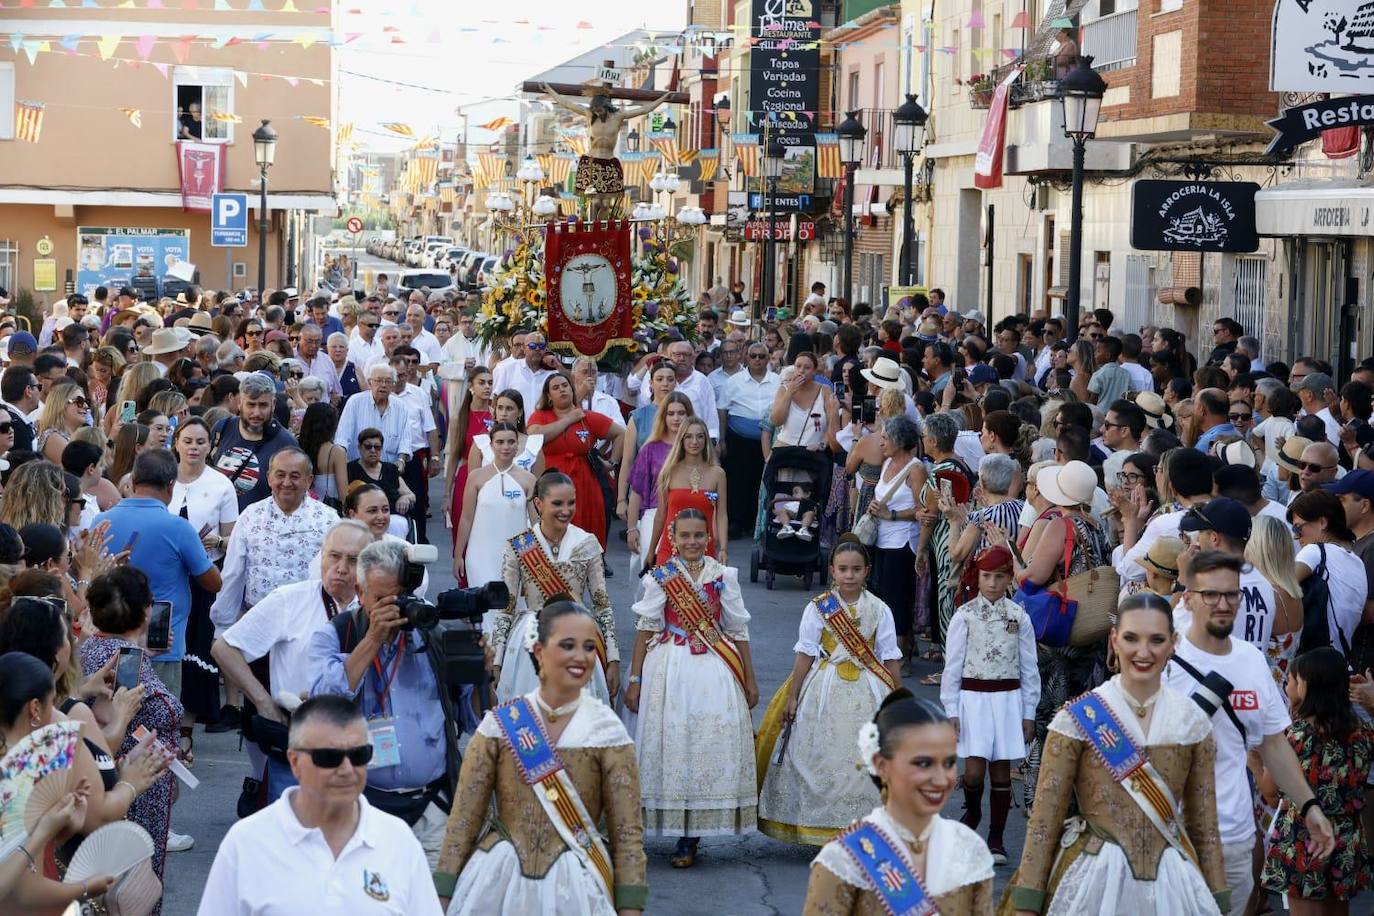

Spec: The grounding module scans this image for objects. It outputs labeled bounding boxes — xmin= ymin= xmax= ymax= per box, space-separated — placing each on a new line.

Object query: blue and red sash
xmin=815 ymin=591 xmax=900 ymax=692
xmin=837 ymin=821 xmax=937 ymax=916
xmin=649 ymin=559 xmax=747 ymax=690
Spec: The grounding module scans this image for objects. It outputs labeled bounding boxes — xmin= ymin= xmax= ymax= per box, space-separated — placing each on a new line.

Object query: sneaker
xmin=795 ymin=528 xmax=813 ymax=541
xmin=988 ymin=844 xmax=1008 ymax=866
xmin=776 ymin=526 xmax=794 ymax=539
xmin=166 ymin=830 xmax=195 ymax=852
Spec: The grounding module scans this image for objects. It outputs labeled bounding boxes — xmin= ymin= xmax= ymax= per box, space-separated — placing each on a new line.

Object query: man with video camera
xmin=306 ymin=539 xmax=459 ymax=867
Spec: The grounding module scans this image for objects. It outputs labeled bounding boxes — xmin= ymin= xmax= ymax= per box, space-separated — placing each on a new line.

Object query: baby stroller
xmin=750 ymin=446 xmax=835 ymax=590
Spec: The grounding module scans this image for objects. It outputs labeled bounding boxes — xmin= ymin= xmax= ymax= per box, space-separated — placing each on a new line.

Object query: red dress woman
xmin=527 ymin=373 xmax=624 ymax=549
xmin=646 ymin=416 xmax=730 ymax=567
xmin=447 ymin=368 xmax=495 ymax=551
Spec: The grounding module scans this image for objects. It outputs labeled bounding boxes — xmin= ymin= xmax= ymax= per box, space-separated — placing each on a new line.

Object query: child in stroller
xmin=771 ymin=483 xmax=818 ymax=541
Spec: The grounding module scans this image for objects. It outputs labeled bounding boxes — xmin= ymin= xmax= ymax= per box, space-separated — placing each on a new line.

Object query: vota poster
xmin=76 ymin=227 xmax=190 ymax=298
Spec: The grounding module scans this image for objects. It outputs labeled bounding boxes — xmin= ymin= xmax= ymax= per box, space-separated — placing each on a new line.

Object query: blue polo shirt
xmin=93 ymin=498 xmax=213 ymax=663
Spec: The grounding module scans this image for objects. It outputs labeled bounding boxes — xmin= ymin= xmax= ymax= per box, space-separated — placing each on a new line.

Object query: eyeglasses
xmin=361 ymin=441 xmax=383 ymax=451
xmin=68 ymin=496 xmax=87 ymax=509
xmin=1190 ymin=588 xmax=1243 ymax=607
xmin=1299 ymin=461 xmax=1335 ymax=474
xmin=1291 ymin=520 xmax=1308 ymax=535
xmin=1117 ymin=471 xmax=1146 ymax=485
xmin=292 ymin=744 xmax=374 ymax=768
xmin=1228 ymin=412 xmax=1252 ymax=423
xmin=1102 ymin=420 xmax=1130 ymax=429
xmin=1212 ymin=327 xmax=1226 ymax=335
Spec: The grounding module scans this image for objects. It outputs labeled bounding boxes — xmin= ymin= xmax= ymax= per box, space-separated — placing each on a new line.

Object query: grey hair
xmin=327 ymin=331 xmax=349 ymax=348
xmin=882 ymin=415 xmax=921 ymax=453
xmin=366 ymin=363 xmax=397 ymax=382
xmin=923 ymin=412 xmax=959 ymax=453
xmin=1237 ymin=336 xmax=1261 ymax=360
xmin=1255 ymin=377 xmax=1285 ymax=400
xmin=978 ymin=453 xmax=1017 ymax=496
xmin=299 ymin=376 xmax=326 ymax=398
xmin=194 ymin=335 xmax=220 ymax=359
xmin=238 ymin=371 xmax=277 ymax=400
xmin=215 ymin=340 xmax=245 ymax=369
xmin=356 ymin=538 xmax=407 ymax=587
xmin=326 ymin=518 xmax=371 ymax=545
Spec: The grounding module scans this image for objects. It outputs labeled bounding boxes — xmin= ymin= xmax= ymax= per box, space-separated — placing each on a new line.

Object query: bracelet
xmin=16 ymin=844 xmax=35 ymax=873
xmin=1300 ymin=797 xmax=1322 ymax=820
xmin=116 ymin=779 xmax=138 ymax=797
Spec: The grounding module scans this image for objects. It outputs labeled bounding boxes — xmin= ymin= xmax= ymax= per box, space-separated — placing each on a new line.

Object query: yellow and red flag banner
xmin=636 ymin=151 xmax=661 ymax=188
xmin=732 ymin=133 xmax=759 ymax=178
xmin=550 ymin=151 xmax=576 ymax=186
xmin=118 ymin=106 xmax=143 ymax=128
xmin=477 ymin=152 xmax=507 ymax=188
xmin=697 ymin=149 xmax=719 ymax=182
xmin=382 ymin=122 xmax=415 ymax=138
xmin=648 ymin=130 xmax=679 ymax=167
xmin=413 ymin=154 xmax=438 ymax=188
xmin=15 ymin=101 xmax=44 ymax=143
xmin=336 ymin=121 xmax=354 ymax=145
xmin=536 ymin=152 xmax=554 ymax=178
xmin=478 ymin=116 xmax=514 ymax=132
xmin=562 ymin=132 xmax=590 ymax=157
xmin=815 ymin=133 xmax=842 ymax=179
xmin=298 ymin=116 xmax=330 ymax=128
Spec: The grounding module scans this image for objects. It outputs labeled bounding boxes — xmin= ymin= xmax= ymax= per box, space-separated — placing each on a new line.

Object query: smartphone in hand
xmin=115 ymin=647 xmax=143 ymax=691
xmin=146 ymin=601 xmax=173 ymax=652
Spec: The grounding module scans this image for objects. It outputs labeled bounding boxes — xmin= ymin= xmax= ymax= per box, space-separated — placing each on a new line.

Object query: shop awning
xmin=1255 ymin=180 xmax=1374 ymax=237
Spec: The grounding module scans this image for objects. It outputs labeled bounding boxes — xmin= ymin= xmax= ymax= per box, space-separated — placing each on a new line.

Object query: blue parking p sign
xmin=211 ymin=193 xmax=248 ymax=247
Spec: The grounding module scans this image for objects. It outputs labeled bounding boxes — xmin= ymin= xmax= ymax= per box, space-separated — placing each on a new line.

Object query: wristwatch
xmin=628 ymin=674 xmax=642 ymax=685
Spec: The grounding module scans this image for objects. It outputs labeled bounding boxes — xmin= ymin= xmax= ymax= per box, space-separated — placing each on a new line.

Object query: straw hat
xmin=1037 ymin=460 xmax=1097 ymax=508
xmin=916 ymin=315 xmax=942 ymax=340
xmin=860 ymin=356 xmax=907 ymax=392
xmin=187 ymin=311 xmax=215 ymax=336
xmin=1142 ymin=536 xmax=1185 ymax=578
xmin=726 ymin=309 xmax=751 ymax=328
xmin=143 ymin=327 xmax=193 ymax=356
xmin=1135 ymin=391 xmax=1173 ymax=429
xmin=1275 ymin=436 xmax=1314 ymax=475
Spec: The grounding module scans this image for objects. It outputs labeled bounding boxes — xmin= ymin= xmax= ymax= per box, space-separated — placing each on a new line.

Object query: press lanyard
xmin=370 ymin=638 xmax=405 ymax=715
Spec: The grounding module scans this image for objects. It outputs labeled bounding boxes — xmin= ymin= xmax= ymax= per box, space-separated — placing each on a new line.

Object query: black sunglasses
xmin=293 ymin=744 xmax=374 ymax=768
xmin=0 ymin=423 xmax=11 ymax=434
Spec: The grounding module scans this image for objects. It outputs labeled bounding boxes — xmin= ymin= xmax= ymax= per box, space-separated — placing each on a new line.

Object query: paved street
xmin=163 ymin=481 xmax=1024 ymax=915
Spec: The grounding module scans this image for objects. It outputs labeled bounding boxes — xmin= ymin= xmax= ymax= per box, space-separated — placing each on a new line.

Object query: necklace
xmin=684 ymin=558 xmax=705 ymax=576
xmin=689 ymin=464 xmax=704 ymax=492
xmin=1120 ymin=685 xmax=1161 ymax=719
xmin=888 ymin=814 xmax=935 ymax=855
xmin=541 ymin=526 xmax=562 ymax=558
xmin=535 ymin=691 xmax=581 ymax=723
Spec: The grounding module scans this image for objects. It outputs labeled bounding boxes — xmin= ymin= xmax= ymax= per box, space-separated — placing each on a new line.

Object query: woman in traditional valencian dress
xmin=625 ymin=507 xmax=759 ymax=868
xmin=434 ymin=601 xmax=647 ymax=916
xmin=802 ymin=689 xmax=995 ymax=915
xmin=490 ymin=471 xmax=619 ymax=705
xmin=756 ymin=537 xmax=902 ymax=845
xmin=1005 ymin=593 xmax=1229 ymax=916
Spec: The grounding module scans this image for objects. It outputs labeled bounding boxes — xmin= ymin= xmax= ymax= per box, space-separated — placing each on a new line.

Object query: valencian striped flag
xmin=477 ymin=152 xmax=507 ymax=188
xmin=732 ymin=133 xmax=759 ymax=178
xmin=336 ymin=121 xmax=354 ymax=145
xmin=15 ymin=101 xmax=45 ymax=143
xmin=382 ymin=122 xmax=415 ymax=138
xmin=551 ymin=152 xmax=576 ymax=186
xmin=648 ymin=130 xmax=679 ymax=167
xmin=815 ymin=133 xmax=843 ymax=179
xmin=413 ymin=152 xmax=438 ymax=188
xmin=697 ymin=149 xmax=719 ymax=182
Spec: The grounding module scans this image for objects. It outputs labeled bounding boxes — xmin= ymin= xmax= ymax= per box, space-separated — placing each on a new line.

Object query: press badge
xmin=368 ymin=718 xmax=401 ymax=768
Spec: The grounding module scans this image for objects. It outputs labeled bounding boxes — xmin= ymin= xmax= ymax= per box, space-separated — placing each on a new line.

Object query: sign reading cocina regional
xmin=1266 ymin=94 xmax=1374 ymax=155
xmin=749 ymin=0 xmax=821 ymax=151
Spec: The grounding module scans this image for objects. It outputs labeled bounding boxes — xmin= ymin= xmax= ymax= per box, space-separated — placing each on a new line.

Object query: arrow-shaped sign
xmin=1266 ymin=94 xmax=1374 ymax=156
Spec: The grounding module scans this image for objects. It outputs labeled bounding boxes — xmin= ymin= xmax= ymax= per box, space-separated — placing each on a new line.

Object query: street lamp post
xmin=891 ymin=94 xmax=928 ymax=287
xmin=252 ymin=119 xmax=278 ymax=296
xmin=1059 ymin=56 xmax=1105 ymax=336
xmin=836 ymin=111 xmax=867 ymax=305
xmin=760 ymin=137 xmax=785 ymax=324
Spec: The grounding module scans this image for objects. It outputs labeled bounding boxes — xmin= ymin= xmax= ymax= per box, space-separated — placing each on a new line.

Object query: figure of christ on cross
xmin=539 ymin=82 xmax=675 ymax=222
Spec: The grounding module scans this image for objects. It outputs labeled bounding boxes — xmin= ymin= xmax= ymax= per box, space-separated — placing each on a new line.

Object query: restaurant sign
xmin=1266 ymin=95 xmax=1374 ymax=155
xmin=1130 ymin=180 xmax=1260 ymax=253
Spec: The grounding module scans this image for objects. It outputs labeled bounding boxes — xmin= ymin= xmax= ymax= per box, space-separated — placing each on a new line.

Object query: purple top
xmin=629 ymin=439 xmax=672 ymax=509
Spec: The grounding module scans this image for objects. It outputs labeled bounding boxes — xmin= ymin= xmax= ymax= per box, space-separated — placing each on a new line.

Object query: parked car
xmin=455 ymin=251 xmax=489 ymax=290
xmin=436 ymin=246 xmax=468 ymax=270
xmin=475 ymin=255 xmax=500 ymax=290
xmin=395 ymin=270 xmax=455 ymax=298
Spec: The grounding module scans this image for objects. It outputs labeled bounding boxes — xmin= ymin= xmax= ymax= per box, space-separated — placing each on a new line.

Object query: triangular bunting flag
xmin=233 ymin=70 xmax=248 ymax=87
xmin=96 ymin=35 xmax=120 ymax=60
xmin=118 ymin=107 xmax=143 ymax=128
xmin=282 ymin=0 xmax=298 ymax=10
xmin=136 ymin=35 xmax=157 ymax=59
xmin=172 ymin=37 xmax=192 ymax=63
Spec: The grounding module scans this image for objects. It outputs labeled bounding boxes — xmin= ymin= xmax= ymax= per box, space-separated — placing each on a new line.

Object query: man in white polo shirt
xmin=1164 ymin=550 xmax=1335 ymax=916
xmin=196 ymin=694 xmax=442 ymax=916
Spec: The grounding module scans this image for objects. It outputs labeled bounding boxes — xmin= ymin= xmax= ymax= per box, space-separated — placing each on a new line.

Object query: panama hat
xmin=1142 ymin=536 xmax=1185 ymax=578
xmin=1135 ymin=391 xmax=1173 ymax=430
xmin=1214 ymin=439 xmax=1257 ymax=468
xmin=860 ymin=356 xmax=907 ymax=391
xmin=726 ymin=309 xmax=751 ymax=328
xmin=187 ymin=311 xmax=215 ymax=336
xmin=1275 ymin=436 xmax=1314 ymax=475
xmin=1037 ymin=460 xmax=1097 ymax=508
xmin=142 ymin=327 xmax=193 ymax=356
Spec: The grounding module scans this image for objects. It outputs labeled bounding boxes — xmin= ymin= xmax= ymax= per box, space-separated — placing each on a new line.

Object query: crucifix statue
xmin=532 ymin=79 xmax=685 ymax=221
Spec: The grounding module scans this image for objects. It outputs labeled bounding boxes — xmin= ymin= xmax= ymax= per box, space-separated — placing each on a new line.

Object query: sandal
xmin=919 ymin=672 xmax=942 ymax=686
xmin=900 ymin=658 xmax=913 ymax=678
xmin=179 ymin=725 xmax=195 ymax=767
xmin=669 ymin=837 xmax=698 ymax=868
xmin=919 ymin=649 xmax=944 ymax=662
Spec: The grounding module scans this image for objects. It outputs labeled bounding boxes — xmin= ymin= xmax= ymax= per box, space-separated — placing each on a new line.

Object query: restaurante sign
xmin=1266 ymin=94 xmax=1374 ymax=155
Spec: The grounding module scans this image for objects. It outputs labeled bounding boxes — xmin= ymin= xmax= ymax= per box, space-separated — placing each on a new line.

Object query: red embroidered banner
xmin=544 ymin=219 xmax=634 ymax=359
xmin=176 ymin=140 xmax=225 ymax=212
xmin=973 ymin=67 xmax=1021 ymax=191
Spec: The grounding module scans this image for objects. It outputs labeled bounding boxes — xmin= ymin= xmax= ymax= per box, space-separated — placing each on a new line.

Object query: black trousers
xmin=723 ymin=428 xmax=765 ymax=540
xmin=403 ymin=449 xmax=430 ymax=543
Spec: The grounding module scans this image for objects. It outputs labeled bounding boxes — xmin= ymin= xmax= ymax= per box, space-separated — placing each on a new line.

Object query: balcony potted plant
xmin=963 ymin=73 xmax=995 ymax=109
xmin=1018 ymin=58 xmax=1056 ymax=103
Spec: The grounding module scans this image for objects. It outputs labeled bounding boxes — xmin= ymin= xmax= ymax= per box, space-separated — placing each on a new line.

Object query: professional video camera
xmin=393 ymin=544 xmax=510 ymax=691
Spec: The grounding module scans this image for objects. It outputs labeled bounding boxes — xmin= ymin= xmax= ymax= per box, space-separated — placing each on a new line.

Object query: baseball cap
xmin=962 ymin=309 xmax=985 ymax=325
xmin=118 ymin=286 xmax=138 ymax=299
xmin=967 ymin=363 xmax=998 ymax=386
xmin=1323 ymin=468 xmax=1374 ymax=501
xmin=1178 ymin=497 xmax=1252 ymax=541
xmin=1296 ymin=371 xmax=1334 ymax=393
xmin=7 ymin=331 xmax=37 ymax=355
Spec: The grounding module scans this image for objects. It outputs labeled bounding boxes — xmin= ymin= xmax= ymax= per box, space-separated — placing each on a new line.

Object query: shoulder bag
xmin=852 ymin=458 xmax=917 ymax=546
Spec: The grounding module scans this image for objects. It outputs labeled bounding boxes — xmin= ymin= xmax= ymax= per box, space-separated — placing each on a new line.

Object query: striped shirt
xmin=968 ymin=499 xmax=1025 ymax=555
xmin=333 ymin=393 xmax=418 ymax=463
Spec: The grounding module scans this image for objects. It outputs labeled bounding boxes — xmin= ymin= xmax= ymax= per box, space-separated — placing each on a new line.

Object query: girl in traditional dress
xmin=625 ymin=508 xmax=759 ymax=868
xmin=625 ymin=392 xmax=693 ymax=569
xmin=452 ymin=423 xmax=536 ymax=611
xmin=939 ymin=546 xmax=1039 ymax=865
xmin=756 ymin=537 xmax=902 ymax=845
xmin=645 ymin=417 xmax=729 ymax=568
xmin=435 ymin=600 xmax=647 ymax=916
xmin=528 ymin=373 xmax=625 ymax=550
xmin=490 ymin=472 xmax=619 ymax=705
xmin=1005 ymin=593 xmax=1228 ymax=916
xmin=802 ymin=689 xmax=995 ymax=915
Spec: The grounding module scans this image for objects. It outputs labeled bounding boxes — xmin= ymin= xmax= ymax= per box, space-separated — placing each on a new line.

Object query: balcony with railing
xmin=1081 ymin=10 xmax=1138 ymax=72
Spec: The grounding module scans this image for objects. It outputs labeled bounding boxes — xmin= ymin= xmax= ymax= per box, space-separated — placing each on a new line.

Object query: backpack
xmin=1296 ymin=544 xmax=1353 ymax=659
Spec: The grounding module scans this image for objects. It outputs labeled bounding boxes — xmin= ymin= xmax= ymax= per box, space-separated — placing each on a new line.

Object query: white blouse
xmin=793 ymin=589 xmax=900 ymax=662
xmin=170 ymin=466 xmax=239 ymax=561
xmin=632 ymin=556 xmax=751 ymax=641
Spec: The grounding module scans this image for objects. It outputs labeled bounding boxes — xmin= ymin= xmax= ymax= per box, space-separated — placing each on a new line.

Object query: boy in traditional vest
xmin=939 ymin=545 xmax=1040 ymax=863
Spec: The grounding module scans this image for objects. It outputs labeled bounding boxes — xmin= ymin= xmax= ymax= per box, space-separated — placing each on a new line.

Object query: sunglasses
xmin=526 ymin=342 xmax=547 ymax=351
xmin=293 ymin=744 xmax=374 ymax=768
xmin=288 ymin=371 xmax=304 ymax=380
xmin=1299 ymin=461 xmax=1335 ymax=474
xmin=1228 ymin=413 xmax=1252 ymax=423
xmin=68 ymin=397 xmax=89 ymax=408
xmin=361 ymin=441 xmax=383 ymax=451
xmin=0 ymin=423 xmax=11 ymax=434
xmin=748 ymin=352 xmax=769 ymax=359
xmin=246 ymin=329 xmax=263 ymax=337
xmin=68 ymin=496 xmax=87 ymax=509
xmin=288 ymin=335 xmax=301 ymax=343
xmin=362 ymin=321 xmax=379 ymax=329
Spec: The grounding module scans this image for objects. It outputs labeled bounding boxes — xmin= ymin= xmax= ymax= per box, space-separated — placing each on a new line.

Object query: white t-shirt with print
xmin=1164 ymin=634 xmax=1291 ymax=845
xmin=1172 ymin=564 xmax=1279 ymax=651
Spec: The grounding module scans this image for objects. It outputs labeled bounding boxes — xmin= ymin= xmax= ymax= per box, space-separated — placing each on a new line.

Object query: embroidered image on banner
xmin=544 ymin=220 xmax=634 ymax=359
